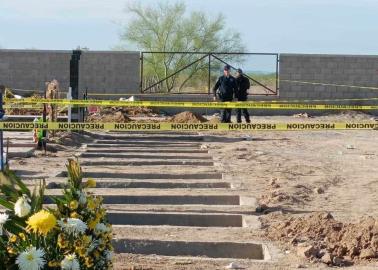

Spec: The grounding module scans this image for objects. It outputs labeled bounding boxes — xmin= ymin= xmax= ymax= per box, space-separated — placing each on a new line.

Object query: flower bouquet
xmin=0 ymin=159 xmax=113 ymax=270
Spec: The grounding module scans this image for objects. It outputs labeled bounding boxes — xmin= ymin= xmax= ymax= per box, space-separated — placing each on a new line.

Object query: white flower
xmin=61 ymin=254 xmax=80 ymax=270
xmin=105 ymin=250 xmax=114 ymax=262
xmin=78 ymin=191 xmax=87 ymax=205
xmin=58 ymin=218 xmax=87 ymax=235
xmin=94 ymin=223 xmax=109 ymax=234
xmin=0 ymin=212 xmax=9 ymax=235
xmin=16 ymin=247 xmax=45 ymax=270
xmin=14 ymin=196 xmax=31 ymax=217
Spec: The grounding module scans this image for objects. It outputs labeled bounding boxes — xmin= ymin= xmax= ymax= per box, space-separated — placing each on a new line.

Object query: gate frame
xmin=140 ymin=52 xmax=280 ymax=96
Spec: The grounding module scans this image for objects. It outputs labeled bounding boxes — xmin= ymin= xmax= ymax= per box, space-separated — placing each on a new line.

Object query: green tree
xmin=118 ymin=1 xmax=245 ymax=93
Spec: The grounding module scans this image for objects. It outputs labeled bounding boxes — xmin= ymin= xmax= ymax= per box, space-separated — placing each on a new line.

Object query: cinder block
xmin=319 ymin=91 xmax=332 ymax=98
xmin=292 ymin=74 xmax=301 ymax=80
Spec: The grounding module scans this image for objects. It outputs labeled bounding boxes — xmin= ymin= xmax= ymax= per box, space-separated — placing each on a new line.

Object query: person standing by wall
xmin=213 ymin=65 xmax=238 ymax=123
xmin=235 ymin=68 xmax=251 ymax=123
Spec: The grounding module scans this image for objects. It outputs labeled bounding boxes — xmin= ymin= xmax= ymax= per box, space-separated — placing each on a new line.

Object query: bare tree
xmin=118 ymin=1 xmax=245 ymax=93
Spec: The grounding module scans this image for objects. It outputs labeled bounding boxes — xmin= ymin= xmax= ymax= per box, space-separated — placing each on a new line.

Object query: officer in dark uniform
xmin=213 ymin=65 xmax=238 ymax=123
xmin=235 ymin=68 xmax=251 ymax=123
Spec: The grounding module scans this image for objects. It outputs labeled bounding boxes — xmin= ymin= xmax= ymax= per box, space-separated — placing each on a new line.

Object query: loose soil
xmin=6 ymin=112 xmax=378 ymax=269
xmin=169 ymin=111 xmax=208 ymax=123
xmin=86 ymin=109 xmax=132 ymax=123
xmin=262 ymin=212 xmax=378 ymax=266
xmin=86 ymin=107 xmax=157 ymax=123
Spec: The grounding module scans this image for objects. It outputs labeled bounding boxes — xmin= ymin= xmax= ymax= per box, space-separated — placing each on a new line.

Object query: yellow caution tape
xmin=86 ymin=94 xmax=378 ymax=103
xmin=262 ymin=97 xmax=378 ymax=103
xmin=4 ymin=98 xmax=378 ymax=110
xmin=1 ymin=122 xmax=377 ymax=131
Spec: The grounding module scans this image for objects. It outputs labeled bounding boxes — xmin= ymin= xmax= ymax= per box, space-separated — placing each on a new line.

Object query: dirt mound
xmin=6 ymin=108 xmax=43 ymax=116
xmin=170 ymin=111 xmax=208 ymax=123
xmin=5 ymin=89 xmax=45 ymax=115
xmin=322 ymin=110 xmax=374 ymax=121
xmin=86 ymin=109 xmax=131 ymax=123
xmin=48 ymin=131 xmax=93 ymax=147
xmin=262 ymin=212 xmax=378 ymax=266
xmin=258 ymin=178 xmax=312 ymax=207
xmin=208 ymin=117 xmax=221 ymax=124
xmin=124 ymin=107 xmax=155 ymax=116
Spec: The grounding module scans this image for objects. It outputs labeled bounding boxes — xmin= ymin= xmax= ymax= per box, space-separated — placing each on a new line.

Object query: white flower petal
xmin=14 ymin=197 xmax=31 ymax=217
xmin=16 ymin=247 xmax=45 ymax=270
xmin=58 ymin=218 xmax=87 ymax=235
xmin=94 ymin=223 xmax=109 ymax=234
xmin=0 ymin=212 xmax=9 ymax=224
xmin=61 ymin=254 xmax=80 ymax=270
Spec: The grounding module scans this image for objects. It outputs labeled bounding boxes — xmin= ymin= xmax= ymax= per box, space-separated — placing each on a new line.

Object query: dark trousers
xmin=236 ymin=97 xmax=250 ymax=123
xmin=221 ymin=108 xmax=232 ymax=123
xmin=220 ymin=99 xmax=232 ymax=123
xmin=37 ymin=138 xmax=47 ymax=151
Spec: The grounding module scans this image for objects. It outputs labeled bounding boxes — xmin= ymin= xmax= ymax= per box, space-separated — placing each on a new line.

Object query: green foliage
xmin=0 ymin=168 xmax=45 ymax=233
xmin=0 ymin=168 xmax=45 ymax=264
xmin=118 ymin=1 xmax=245 ymax=92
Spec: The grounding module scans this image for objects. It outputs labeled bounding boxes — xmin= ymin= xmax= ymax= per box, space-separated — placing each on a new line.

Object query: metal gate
xmin=140 ymin=52 xmax=279 ymax=96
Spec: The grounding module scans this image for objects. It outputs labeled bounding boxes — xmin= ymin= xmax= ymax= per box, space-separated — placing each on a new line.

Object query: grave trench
xmin=48 ymin=132 xmax=270 ymax=261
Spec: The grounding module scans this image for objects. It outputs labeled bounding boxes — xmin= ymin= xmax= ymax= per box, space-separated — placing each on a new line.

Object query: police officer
xmin=213 ymin=65 xmax=238 ymax=123
xmin=235 ymin=68 xmax=251 ymax=123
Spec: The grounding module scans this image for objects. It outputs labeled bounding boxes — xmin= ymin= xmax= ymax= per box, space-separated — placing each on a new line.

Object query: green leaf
xmin=9 ymin=174 xmax=30 ymax=197
xmin=0 ymin=196 xmax=13 ymax=210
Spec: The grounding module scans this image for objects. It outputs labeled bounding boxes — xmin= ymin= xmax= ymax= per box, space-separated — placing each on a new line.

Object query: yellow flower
xmin=70 ymin=212 xmax=80 ymax=219
xmin=85 ymin=257 xmax=94 ymax=267
xmin=82 ymin=235 xmax=91 ymax=246
xmin=95 ymin=196 xmax=103 ymax=205
xmin=85 ymin=178 xmax=96 ymax=188
xmin=58 ymin=234 xmax=68 ymax=249
xmin=76 ymin=247 xmax=86 ymax=257
xmin=67 ymin=159 xmax=82 ymax=182
xmin=26 ymin=210 xmax=56 ymax=236
xmin=105 ymin=232 xmax=113 ymax=242
xmin=98 ymin=244 xmax=106 ymax=251
xmin=9 ymin=235 xmax=17 ymax=243
xmin=88 ymin=221 xmax=96 ymax=230
xmin=96 ymin=208 xmax=106 ymax=219
xmin=48 ymin=261 xmax=60 ymax=267
xmin=74 ymin=239 xmax=83 ymax=248
xmin=93 ymin=250 xmax=100 ymax=258
xmin=18 ymin=233 xmax=26 ymax=241
xmin=7 ymin=246 xmax=16 ymax=254
xmin=88 ymin=217 xmax=100 ymax=230
xmin=69 ymin=200 xmax=79 ymax=210
xmin=87 ymin=198 xmax=96 ymax=210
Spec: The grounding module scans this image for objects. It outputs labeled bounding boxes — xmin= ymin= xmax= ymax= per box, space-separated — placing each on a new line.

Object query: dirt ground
xmin=198 ymin=112 xmax=378 ymax=269
xmin=6 ymin=112 xmax=378 ymax=269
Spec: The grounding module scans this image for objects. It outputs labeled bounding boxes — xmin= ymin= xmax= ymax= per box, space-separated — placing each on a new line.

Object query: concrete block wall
xmin=0 ymin=49 xmax=140 ymax=96
xmin=279 ymin=54 xmax=378 ymax=104
xmin=1 ymin=50 xmax=377 ymax=115
xmin=0 ymin=49 xmax=71 ymax=94
xmin=79 ymin=51 xmax=140 ymax=96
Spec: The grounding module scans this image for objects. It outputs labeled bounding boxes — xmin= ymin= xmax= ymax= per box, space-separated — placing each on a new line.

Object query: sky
xmin=0 ymin=0 xmax=377 ymax=55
